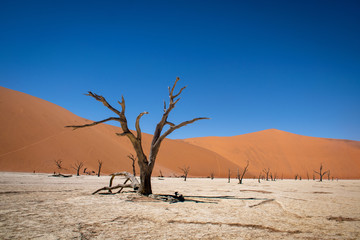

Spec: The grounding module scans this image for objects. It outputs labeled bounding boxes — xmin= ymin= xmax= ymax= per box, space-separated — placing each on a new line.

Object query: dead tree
xmin=127 ymin=154 xmax=137 ymax=176
xmin=258 ymin=172 xmax=262 ymax=183
xmin=228 ymin=169 xmax=231 ymax=183
xmin=72 ymin=161 xmax=84 ymax=176
xmin=295 ymin=174 xmax=298 ymax=180
xmin=159 ymin=170 xmax=164 ymax=178
xmin=263 ymin=168 xmax=270 ymax=181
xmin=327 ymin=170 xmax=331 ymax=181
xmin=237 ymin=160 xmax=249 ymax=184
xmin=273 ymin=172 xmax=277 ymax=181
xmin=54 ymin=159 xmax=65 ymax=174
xmin=210 ymin=171 xmax=215 ymax=180
xmin=97 ymin=160 xmax=103 ymax=177
xmin=66 ymin=77 xmax=208 ymax=195
xmin=51 ymin=159 xmax=72 ymax=177
xmin=306 ymin=172 xmax=310 ymax=180
xmin=314 ymin=163 xmax=329 ymax=182
xmin=179 ymin=166 xmax=190 ymax=181
xmin=93 ymin=172 xmax=139 ymax=194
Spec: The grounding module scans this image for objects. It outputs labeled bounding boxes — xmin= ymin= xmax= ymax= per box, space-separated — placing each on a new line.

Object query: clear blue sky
xmin=1 ymin=0 xmax=359 ymax=141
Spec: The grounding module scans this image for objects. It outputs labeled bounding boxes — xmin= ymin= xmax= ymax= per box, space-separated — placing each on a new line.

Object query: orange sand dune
xmin=184 ymin=129 xmax=360 ymax=179
xmin=1 ymin=86 xmax=359 ymax=179
xmin=0 ymin=86 xmax=238 ymax=177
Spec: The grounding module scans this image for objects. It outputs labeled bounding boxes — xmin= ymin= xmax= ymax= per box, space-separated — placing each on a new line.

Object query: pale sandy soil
xmin=0 ymin=172 xmax=359 ymax=240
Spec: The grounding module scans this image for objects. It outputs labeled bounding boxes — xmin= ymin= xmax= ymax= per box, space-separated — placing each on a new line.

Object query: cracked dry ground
xmin=0 ymin=172 xmax=359 ymax=239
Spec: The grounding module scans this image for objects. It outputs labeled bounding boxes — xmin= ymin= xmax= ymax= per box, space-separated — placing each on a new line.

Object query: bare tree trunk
xmin=97 ymin=160 xmax=103 ymax=177
xmin=263 ymin=168 xmax=270 ymax=181
xmin=258 ymin=173 xmax=261 ymax=183
xmin=138 ymin=168 xmax=152 ymax=195
xmin=228 ymin=169 xmax=231 ymax=183
xmin=238 ymin=161 xmax=249 ymax=184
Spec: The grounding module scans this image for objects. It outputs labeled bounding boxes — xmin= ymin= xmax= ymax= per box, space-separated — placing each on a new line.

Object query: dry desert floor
xmin=0 ymin=172 xmax=359 ymax=240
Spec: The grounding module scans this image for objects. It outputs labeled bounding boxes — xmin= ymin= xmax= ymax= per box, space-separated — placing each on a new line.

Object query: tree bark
xmin=138 ymin=168 xmax=152 ymax=195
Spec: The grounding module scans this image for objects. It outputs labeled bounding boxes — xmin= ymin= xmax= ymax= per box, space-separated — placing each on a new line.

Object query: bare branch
xmin=165 ymin=121 xmax=175 ymax=127
xmin=117 ymin=95 xmax=126 ymax=115
xmin=173 ymin=86 xmax=187 ymax=99
xmin=155 ymin=117 xmax=210 ymax=148
xmin=116 ymin=132 xmax=128 ymax=137
xmin=128 ymin=154 xmax=137 ymax=176
xmin=169 ymin=77 xmax=180 ymax=97
xmin=86 ymin=92 xmax=122 ymax=116
xmin=66 ymin=117 xmax=120 ymax=130
xmin=135 ymin=111 xmax=149 ymax=140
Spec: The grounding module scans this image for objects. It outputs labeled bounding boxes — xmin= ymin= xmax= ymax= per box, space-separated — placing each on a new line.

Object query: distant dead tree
xmin=179 ymin=166 xmax=190 ymax=181
xmin=159 ymin=169 xmax=164 ymax=178
xmin=327 ymin=170 xmax=331 ymax=181
xmin=127 ymin=154 xmax=137 ymax=176
xmin=72 ymin=161 xmax=84 ymax=176
xmin=313 ymin=173 xmax=315 ymax=181
xmin=54 ymin=159 xmax=64 ymax=174
xmin=295 ymin=174 xmax=298 ymax=180
xmin=314 ymin=163 xmax=329 ymax=182
xmin=273 ymin=172 xmax=277 ymax=181
xmin=210 ymin=171 xmax=215 ymax=180
xmin=228 ymin=169 xmax=231 ymax=183
xmin=97 ymin=160 xmax=103 ymax=177
xmin=299 ymin=176 xmax=302 ymax=180
xmin=237 ymin=160 xmax=249 ymax=184
xmin=263 ymin=168 xmax=270 ymax=181
xmin=258 ymin=172 xmax=262 ymax=183
xmin=306 ymin=172 xmax=310 ymax=180
xmin=66 ymin=78 xmax=208 ymax=195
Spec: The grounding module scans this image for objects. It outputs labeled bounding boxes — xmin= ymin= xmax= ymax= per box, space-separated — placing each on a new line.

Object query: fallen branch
xmin=49 ymin=173 xmax=72 ymax=178
xmin=93 ymin=172 xmax=139 ymax=195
